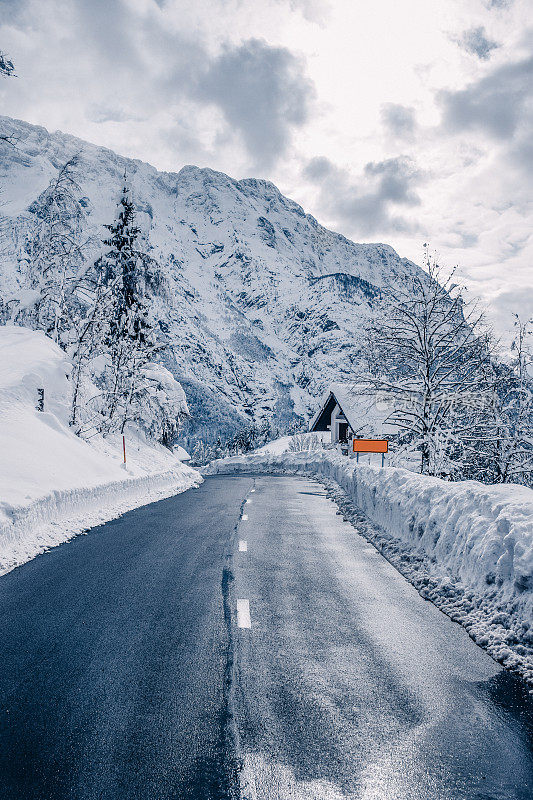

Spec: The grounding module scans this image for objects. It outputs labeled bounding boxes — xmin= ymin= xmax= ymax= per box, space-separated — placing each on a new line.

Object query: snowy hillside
xmin=0 ymin=115 xmax=427 ymax=438
xmin=0 ymin=325 xmax=202 ymax=573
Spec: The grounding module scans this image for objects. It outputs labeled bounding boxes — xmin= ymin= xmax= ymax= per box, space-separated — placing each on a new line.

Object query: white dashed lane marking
xmin=246 ymin=498 xmax=252 ymax=504
xmin=239 ymin=540 xmax=248 ymax=552
xmin=250 ymin=489 xmax=255 ymax=493
xmin=237 ymin=599 xmax=251 ymax=628
xmin=241 ymin=514 xmax=248 ymax=521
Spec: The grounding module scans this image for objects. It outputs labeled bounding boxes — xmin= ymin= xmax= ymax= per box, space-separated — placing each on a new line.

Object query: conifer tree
xmin=0 ymin=50 xmax=17 ymax=146
xmin=0 ymin=50 xmax=15 ymax=77
xmin=98 ymin=180 xmax=162 ymax=433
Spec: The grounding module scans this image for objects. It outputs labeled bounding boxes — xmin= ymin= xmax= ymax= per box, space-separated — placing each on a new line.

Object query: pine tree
xmin=213 ymin=436 xmax=224 ymax=459
xmin=0 ymin=51 xmax=17 ymax=147
xmin=258 ymin=420 xmax=272 ymax=446
xmin=0 ymin=51 xmax=14 ymax=77
xmin=98 ymin=180 xmax=162 ymax=433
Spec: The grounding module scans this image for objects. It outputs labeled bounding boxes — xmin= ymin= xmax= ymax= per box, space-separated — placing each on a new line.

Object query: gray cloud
xmin=196 ymin=38 xmax=314 ymax=169
xmin=380 ymin=103 xmax=417 ymax=139
xmin=439 ymin=56 xmax=533 ymax=139
xmin=489 ymin=288 xmax=533 ymax=338
xmin=72 ymin=0 xmax=204 ymax=93
xmin=87 ymin=104 xmax=148 ymax=124
xmin=364 ymin=157 xmax=422 ymax=206
xmin=440 ymin=226 xmax=480 ymax=249
xmin=4 ymin=0 xmax=315 ymax=171
xmin=459 ymin=231 xmax=479 ymax=248
xmin=0 ymin=0 xmax=26 ymax=23
xmin=303 ymin=155 xmax=423 ymax=236
xmin=285 ymin=0 xmax=330 ymax=24
xmin=456 ymin=26 xmax=499 ymax=60
xmin=302 ymin=155 xmax=333 ymax=180
xmin=485 ymin=0 xmax=514 ymax=8
xmin=509 ymin=135 xmax=533 ymax=176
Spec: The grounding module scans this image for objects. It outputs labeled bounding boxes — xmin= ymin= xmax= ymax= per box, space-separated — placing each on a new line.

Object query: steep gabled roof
xmin=309 ymin=382 xmax=396 ymax=437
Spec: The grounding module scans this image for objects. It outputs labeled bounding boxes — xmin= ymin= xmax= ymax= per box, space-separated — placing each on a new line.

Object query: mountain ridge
xmin=0 ymin=115 xmax=427 ymax=440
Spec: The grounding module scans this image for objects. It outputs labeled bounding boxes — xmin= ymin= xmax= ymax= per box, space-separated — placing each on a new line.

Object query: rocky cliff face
xmin=0 ymin=116 xmax=426 ymax=438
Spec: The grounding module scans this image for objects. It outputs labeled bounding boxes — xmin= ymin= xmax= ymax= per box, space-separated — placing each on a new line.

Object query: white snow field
xmin=205 ymin=448 xmax=533 ymax=686
xmin=0 ymin=325 xmax=202 ymax=574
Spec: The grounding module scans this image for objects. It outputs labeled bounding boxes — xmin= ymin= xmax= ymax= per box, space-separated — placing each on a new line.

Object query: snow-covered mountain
xmin=0 ymin=116 xmax=427 ymax=438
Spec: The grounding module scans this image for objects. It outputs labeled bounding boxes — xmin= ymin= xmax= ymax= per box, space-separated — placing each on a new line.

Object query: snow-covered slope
xmin=0 ymin=116 xmax=427 ymax=438
xmin=0 ymin=325 xmax=202 ymax=573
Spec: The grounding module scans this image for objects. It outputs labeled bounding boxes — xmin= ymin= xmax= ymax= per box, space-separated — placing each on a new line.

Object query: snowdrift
xmin=0 ymin=326 xmax=202 ymax=573
xmin=206 ymin=450 xmax=533 ymax=684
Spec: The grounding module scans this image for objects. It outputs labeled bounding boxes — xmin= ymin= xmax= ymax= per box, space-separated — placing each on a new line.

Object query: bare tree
xmin=359 ymin=246 xmax=491 ymax=476
xmin=10 ymin=155 xmax=88 ymax=342
xmin=463 ymin=316 xmax=532 ymax=485
xmin=68 ymin=256 xmax=113 ymax=431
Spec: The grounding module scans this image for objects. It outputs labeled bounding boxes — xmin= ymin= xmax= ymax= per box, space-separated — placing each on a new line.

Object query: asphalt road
xmin=0 ymin=474 xmax=532 ymax=799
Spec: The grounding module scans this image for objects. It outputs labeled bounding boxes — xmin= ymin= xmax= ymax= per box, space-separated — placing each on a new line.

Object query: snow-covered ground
xmin=254 ymin=436 xmax=294 ymax=455
xmin=253 ymin=432 xmax=327 ymax=455
xmin=205 ymin=445 xmax=533 ymax=687
xmin=0 ymin=325 xmax=202 ymax=574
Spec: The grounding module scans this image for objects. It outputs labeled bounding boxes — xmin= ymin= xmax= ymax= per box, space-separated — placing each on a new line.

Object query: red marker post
xmin=123 ymin=435 xmax=126 ymax=466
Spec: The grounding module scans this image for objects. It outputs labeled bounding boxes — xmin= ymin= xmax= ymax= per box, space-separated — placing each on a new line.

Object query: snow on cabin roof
xmin=309 ymin=382 xmax=397 ymax=438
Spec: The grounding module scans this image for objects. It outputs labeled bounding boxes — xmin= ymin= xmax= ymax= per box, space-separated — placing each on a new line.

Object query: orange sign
xmin=352 ymin=439 xmax=388 ymax=453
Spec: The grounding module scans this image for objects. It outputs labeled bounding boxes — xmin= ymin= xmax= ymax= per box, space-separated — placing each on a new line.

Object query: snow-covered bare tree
xmin=359 ymin=247 xmax=491 ymax=476
xmin=135 ymin=363 xmax=190 ymax=446
xmin=508 ymin=316 xmax=533 ymax=482
xmin=462 ymin=316 xmax=532 ymax=485
xmin=68 ymin=254 xmax=113 ymax=431
xmin=190 ymin=439 xmax=208 ymax=466
xmin=11 ymin=155 xmax=88 ymax=343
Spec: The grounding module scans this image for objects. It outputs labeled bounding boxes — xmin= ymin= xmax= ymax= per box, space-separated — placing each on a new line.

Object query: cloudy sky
xmin=1 ymin=0 xmax=532 ymax=338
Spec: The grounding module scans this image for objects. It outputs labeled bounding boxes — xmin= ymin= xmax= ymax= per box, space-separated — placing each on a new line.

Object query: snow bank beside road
xmin=0 ymin=326 xmax=202 ymax=573
xmin=205 ymin=450 xmax=533 ymax=685
xmin=253 ymin=435 xmax=293 ymax=455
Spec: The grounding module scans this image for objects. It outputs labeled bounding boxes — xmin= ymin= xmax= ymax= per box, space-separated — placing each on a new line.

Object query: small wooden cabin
xmin=309 ymin=383 xmax=394 ymax=445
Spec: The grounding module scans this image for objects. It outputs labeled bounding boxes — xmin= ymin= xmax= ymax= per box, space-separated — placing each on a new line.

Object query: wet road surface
xmin=233 ymin=476 xmax=533 ymax=800
xmin=0 ymin=474 xmax=532 ymax=799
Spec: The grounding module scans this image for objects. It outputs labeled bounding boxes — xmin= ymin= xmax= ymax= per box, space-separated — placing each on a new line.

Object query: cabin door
xmin=337 ymin=422 xmax=349 ymax=442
